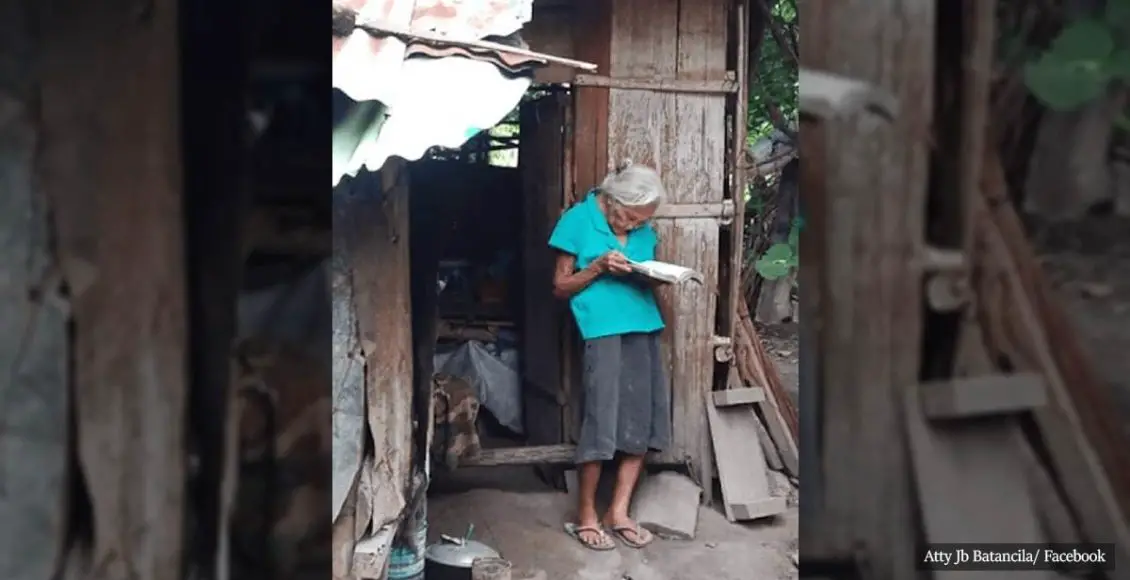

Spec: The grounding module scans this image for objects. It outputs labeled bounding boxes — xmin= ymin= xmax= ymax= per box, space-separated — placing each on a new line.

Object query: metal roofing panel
xmin=332 ymin=0 xmax=534 ymax=103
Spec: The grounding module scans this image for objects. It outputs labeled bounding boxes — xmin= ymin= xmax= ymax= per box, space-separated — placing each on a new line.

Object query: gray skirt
xmin=575 ymin=331 xmax=671 ymax=464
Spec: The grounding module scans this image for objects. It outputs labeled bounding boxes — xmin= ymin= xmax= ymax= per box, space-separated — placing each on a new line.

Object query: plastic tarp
xmin=434 ymin=339 xmax=524 ymax=435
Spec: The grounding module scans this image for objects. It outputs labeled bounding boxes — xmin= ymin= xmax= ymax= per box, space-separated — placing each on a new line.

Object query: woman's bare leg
xmin=573 ymin=461 xmax=610 ymax=547
xmin=602 ymin=454 xmax=651 ymax=544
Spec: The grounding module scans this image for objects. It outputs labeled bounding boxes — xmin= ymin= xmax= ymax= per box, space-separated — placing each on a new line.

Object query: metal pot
xmin=424 ymin=534 xmax=501 ymax=580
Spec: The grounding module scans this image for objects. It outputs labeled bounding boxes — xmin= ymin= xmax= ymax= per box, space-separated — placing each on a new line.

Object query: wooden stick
xmin=572 ymin=74 xmax=737 ymax=94
xmin=728 ymin=0 xmax=751 ymax=343
xmin=354 ymin=18 xmax=599 ymax=71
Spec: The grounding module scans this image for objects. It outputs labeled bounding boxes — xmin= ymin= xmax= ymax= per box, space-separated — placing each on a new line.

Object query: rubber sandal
xmin=563 ymin=522 xmax=616 ymax=551
xmin=609 ymin=524 xmax=653 ymax=548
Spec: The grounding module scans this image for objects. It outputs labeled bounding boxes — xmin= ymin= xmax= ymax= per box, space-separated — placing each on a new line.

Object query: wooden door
xmin=519 ymin=91 xmax=573 ymax=446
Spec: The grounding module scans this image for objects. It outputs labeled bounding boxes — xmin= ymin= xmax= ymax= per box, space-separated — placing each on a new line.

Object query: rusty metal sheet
xmin=332 ymin=0 xmax=534 ymax=103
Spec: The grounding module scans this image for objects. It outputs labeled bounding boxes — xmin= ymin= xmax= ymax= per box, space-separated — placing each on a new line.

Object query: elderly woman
xmin=550 ymin=161 xmax=669 ymax=551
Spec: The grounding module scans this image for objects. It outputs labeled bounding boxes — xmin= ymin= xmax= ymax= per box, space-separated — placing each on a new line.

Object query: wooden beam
xmin=352 ymin=17 xmax=598 ymax=71
xmin=573 ymin=74 xmax=738 ymax=94
xmin=918 ymin=373 xmax=1046 ymax=420
xmin=726 ymin=0 xmax=752 ymax=345
xmin=712 ymin=387 xmax=766 ymax=407
xmin=461 ymin=444 xmax=576 ymax=466
xmin=798 ymin=0 xmax=930 ymax=568
xmin=653 ymin=201 xmax=735 ymax=220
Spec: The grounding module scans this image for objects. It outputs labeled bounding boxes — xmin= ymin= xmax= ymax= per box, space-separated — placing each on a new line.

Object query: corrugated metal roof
xmin=332 ymin=0 xmax=536 ymax=104
xmin=331 ymin=0 xmax=538 ymax=185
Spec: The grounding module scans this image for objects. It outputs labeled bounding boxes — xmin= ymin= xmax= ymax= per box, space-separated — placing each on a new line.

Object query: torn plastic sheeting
xmin=236 ymin=259 xmax=332 ymax=367
xmin=434 ymin=340 xmax=523 ymax=435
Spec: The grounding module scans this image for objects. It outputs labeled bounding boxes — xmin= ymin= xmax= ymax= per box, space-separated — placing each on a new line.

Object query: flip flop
xmin=563 ymin=522 xmax=616 ymax=551
xmin=609 ymin=524 xmax=653 ymax=549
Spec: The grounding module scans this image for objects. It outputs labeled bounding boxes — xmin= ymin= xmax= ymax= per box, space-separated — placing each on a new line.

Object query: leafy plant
xmin=754 ymin=216 xmax=802 ymax=280
xmin=1023 ymin=0 xmax=1130 ymax=112
xmin=747 ymin=0 xmax=798 ymax=145
xmin=744 ymin=0 xmax=800 ymax=289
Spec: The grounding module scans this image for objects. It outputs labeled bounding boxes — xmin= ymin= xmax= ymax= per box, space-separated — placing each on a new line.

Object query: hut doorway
xmin=408 ymin=86 xmax=578 ymax=485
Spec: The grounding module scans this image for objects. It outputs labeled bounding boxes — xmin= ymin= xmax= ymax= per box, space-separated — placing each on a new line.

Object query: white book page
xmin=630 ymin=260 xmax=703 ymax=284
xmin=634 ymin=260 xmax=694 ymax=279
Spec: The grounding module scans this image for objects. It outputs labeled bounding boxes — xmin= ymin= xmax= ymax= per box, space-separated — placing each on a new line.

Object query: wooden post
xmin=472 ymin=557 xmax=513 ymax=580
xmin=331 ymin=160 xmax=416 ymax=575
xmin=799 ymin=0 xmax=932 ymax=575
xmin=37 ymin=0 xmax=187 ymax=578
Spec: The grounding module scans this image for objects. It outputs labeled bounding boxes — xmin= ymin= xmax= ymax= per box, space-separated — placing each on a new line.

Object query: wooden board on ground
xmin=905 ymin=315 xmax=1057 ymax=579
xmin=733 ymin=307 xmax=799 ymax=477
xmin=905 ymin=385 xmax=1056 ymax=580
xmin=706 ymin=391 xmax=787 ymax=522
xmin=712 ymin=387 xmax=765 ymax=406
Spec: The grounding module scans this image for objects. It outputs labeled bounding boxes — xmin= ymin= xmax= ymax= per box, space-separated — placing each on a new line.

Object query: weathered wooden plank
xmin=573 ymin=74 xmax=738 ymax=94
xmin=725 ymin=0 xmax=751 ymax=343
xmin=606 ymin=0 xmax=728 ymax=504
xmin=461 ymin=444 xmax=577 ymax=466
xmin=800 ymin=0 xmax=933 ymax=573
xmin=37 ymin=0 xmax=188 ymax=576
xmin=712 ymin=387 xmax=766 ymax=407
xmin=334 ymin=164 xmax=415 ymax=542
xmin=521 ymin=94 xmax=569 ymax=446
xmin=706 ymin=393 xmax=785 ymax=522
xmin=0 ymin=6 xmax=70 ymax=577
xmin=907 ymin=310 xmax=1055 ymax=580
xmin=652 ymin=201 xmax=734 ymax=219
xmin=905 ymin=388 xmax=1054 ymax=579
xmin=571 ymin=0 xmax=612 ymax=197
xmin=918 ymin=373 xmax=1046 ymax=420
xmin=974 ymin=162 xmax=1130 ymax=564
xmin=651 ymin=220 xmax=720 ymax=484
xmin=734 ymin=306 xmax=798 ymax=476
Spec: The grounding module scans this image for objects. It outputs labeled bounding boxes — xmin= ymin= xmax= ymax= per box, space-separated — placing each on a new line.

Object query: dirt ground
xmin=429 ymin=466 xmax=797 ymax=580
xmin=1029 ymin=215 xmax=1130 ymax=437
xmin=759 ymin=322 xmax=800 ymax=405
xmin=421 ymin=321 xmax=802 ymax=580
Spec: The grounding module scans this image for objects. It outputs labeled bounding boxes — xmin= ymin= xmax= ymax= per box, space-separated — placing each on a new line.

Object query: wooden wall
xmin=800 ymin=0 xmax=933 ymax=574
xmin=564 ymin=0 xmax=733 ymax=497
xmin=331 ymin=163 xmax=416 ymax=579
xmin=14 ymin=0 xmax=188 ymax=578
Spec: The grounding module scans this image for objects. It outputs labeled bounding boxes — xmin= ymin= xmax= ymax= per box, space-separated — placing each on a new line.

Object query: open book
xmin=628 ymin=260 xmax=704 ymax=285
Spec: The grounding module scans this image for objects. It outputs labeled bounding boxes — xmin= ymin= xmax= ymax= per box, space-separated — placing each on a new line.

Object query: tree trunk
xmin=1024 ymin=89 xmax=1127 ymax=219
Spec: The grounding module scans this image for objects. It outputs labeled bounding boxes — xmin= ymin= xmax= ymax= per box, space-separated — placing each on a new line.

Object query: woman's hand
xmin=592 ymin=250 xmax=632 ymax=276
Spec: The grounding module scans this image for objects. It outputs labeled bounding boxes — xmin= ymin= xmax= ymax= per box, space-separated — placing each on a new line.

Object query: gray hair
xmin=598 ymin=159 xmax=665 ymax=207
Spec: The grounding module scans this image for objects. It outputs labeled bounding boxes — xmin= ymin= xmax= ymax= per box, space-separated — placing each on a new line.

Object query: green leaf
xmin=754 ymin=258 xmax=792 ymax=280
xmin=1115 ymin=113 xmax=1130 ymax=132
xmin=1024 ymin=55 xmax=1110 ymax=111
xmin=787 ymin=221 xmax=800 ymax=249
xmin=1050 ymin=19 xmax=1115 ymax=61
xmin=762 ymin=243 xmax=794 ymax=262
xmin=1106 ymin=0 xmax=1130 ymax=31
xmin=1107 ymin=49 xmax=1130 ymax=79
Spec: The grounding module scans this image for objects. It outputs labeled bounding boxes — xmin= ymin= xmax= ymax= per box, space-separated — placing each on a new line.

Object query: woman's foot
xmin=602 ymin=515 xmax=654 ymax=548
xmin=564 ymin=522 xmax=616 ymax=551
